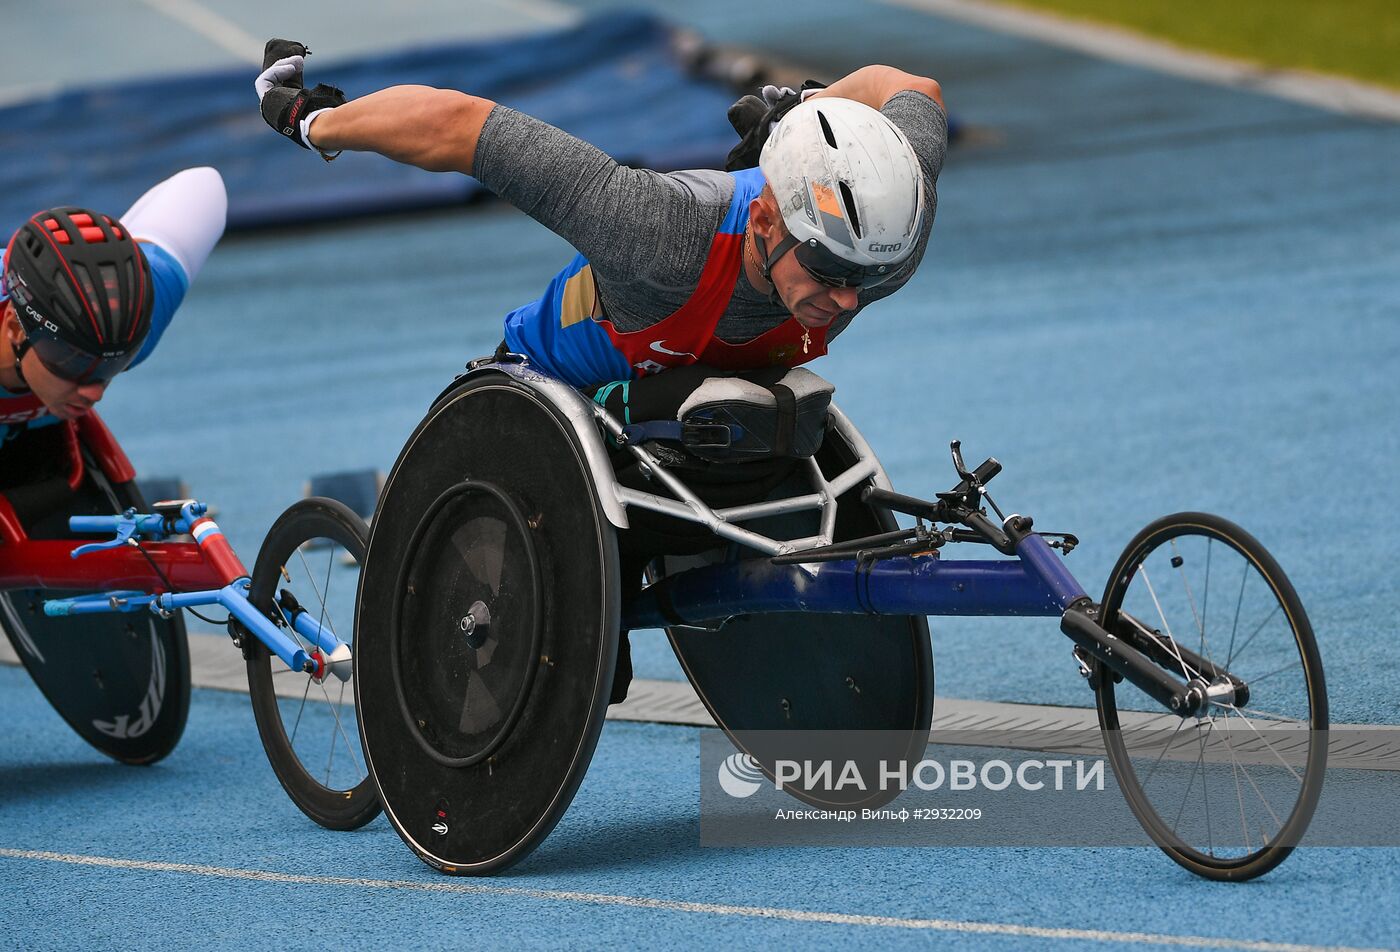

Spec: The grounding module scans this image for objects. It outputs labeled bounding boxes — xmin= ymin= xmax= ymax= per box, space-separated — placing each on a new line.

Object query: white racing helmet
xmin=757 ymin=97 xmax=925 ymax=288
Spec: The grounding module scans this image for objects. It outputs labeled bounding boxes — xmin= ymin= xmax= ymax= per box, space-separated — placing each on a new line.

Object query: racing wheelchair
xmin=0 ymin=412 xmax=378 ymax=830
xmin=357 ymin=355 xmax=1327 ymax=883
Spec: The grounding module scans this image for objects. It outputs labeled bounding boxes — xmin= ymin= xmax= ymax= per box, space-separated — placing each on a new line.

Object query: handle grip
xmin=861 ymin=486 xmax=944 ymax=522
xmin=44 ymin=591 xmax=150 ymax=616
xmin=973 ymin=457 xmax=1002 ymax=485
xmin=69 ymin=513 xmax=166 ymax=535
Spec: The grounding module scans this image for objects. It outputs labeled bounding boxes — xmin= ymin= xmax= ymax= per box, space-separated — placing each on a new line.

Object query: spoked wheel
xmin=245 ymin=497 xmax=379 ymax=830
xmin=1097 ymin=512 xmax=1327 ymax=881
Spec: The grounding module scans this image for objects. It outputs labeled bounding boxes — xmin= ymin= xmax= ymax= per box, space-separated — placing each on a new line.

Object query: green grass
xmin=1001 ymin=0 xmax=1400 ymax=91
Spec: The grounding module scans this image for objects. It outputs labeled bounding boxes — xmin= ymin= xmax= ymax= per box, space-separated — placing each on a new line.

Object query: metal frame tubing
xmin=1013 ymin=532 xmax=1089 ymax=609
xmin=41 ymin=582 xmax=314 ymax=674
xmin=0 ymin=508 xmax=243 ymax=594
xmin=288 ymin=606 xmax=346 ymax=659
xmin=167 ymin=585 xmax=312 ymax=674
xmin=0 ymin=541 xmax=226 ymax=592
xmin=623 ymin=555 xmax=1067 ymax=630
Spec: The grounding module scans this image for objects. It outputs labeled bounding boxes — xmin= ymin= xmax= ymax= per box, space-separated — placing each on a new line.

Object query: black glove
xmin=255 ymin=39 xmax=346 ymax=151
xmin=723 ymin=80 xmax=827 ymax=172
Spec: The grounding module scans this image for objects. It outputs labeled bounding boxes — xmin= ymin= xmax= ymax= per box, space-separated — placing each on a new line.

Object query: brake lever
xmin=949 ymin=439 xmax=973 ymax=481
xmin=70 ymin=509 xmax=141 ymax=558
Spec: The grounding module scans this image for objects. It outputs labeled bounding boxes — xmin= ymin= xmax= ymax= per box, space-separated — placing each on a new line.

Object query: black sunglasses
xmin=770 ymin=234 xmax=900 ymax=290
xmin=17 ymin=331 xmax=132 ymax=385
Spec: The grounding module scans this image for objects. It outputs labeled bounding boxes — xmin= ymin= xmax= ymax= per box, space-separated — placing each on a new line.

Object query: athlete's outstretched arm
xmin=255 ymin=40 xmax=495 ymax=173
xmin=121 ymin=166 xmax=228 ymax=281
xmin=810 ymin=65 xmax=943 ymax=111
xmin=121 ymin=167 xmax=229 ymax=367
xmin=306 ymin=86 xmax=497 ymax=175
xmin=253 ymin=41 xmax=695 ymax=285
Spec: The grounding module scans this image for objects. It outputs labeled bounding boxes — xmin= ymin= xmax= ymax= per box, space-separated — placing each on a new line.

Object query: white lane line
xmin=135 ymin=0 xmax=262 ymax=64
xmin=0 ymin=848 xmax=1389 ymax=952
xmin=876 ymin=0 xmax=1400 ymax=123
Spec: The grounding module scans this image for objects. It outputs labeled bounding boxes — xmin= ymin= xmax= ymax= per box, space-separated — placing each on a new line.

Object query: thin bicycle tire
xmin=246 ymin=497 xmax=379 ymax=831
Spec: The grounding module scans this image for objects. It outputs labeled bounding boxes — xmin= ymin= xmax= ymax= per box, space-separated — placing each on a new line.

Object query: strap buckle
xmin=682 ymin=422 xmax=733 ymax=451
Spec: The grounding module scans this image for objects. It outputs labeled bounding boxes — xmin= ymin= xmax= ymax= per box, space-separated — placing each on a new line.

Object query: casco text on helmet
xmin=759 ymin=97 xmax=925 ymax=278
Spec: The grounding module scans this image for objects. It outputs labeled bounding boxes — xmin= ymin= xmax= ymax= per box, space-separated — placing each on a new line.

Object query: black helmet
xmin=3 ymin=206 xmax=154 ymax=383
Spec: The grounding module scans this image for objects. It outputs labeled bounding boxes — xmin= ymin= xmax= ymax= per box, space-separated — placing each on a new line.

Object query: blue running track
xmin=3 ymin=1 xmax=1399 ymax=949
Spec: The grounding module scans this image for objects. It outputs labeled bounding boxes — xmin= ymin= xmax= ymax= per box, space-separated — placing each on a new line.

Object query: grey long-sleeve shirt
xmin=472 ymin=90 xmax=947 ymax=345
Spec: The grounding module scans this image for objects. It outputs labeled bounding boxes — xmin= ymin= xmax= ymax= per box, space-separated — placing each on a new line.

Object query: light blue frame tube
xmin=45 ymin=581 xmax=348 ymax=675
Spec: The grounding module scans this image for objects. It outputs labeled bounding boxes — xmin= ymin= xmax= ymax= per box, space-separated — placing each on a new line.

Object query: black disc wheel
xmin=392 ymin=480 xmax=543 ymax=770
xmin=246 ymin=497 xmax=379 ymax=830
xmin=358 ymin=372 xmax=620 ymax=875
xmin=1096 ymin=512 xmax=1327 ymax=881
xmin=1 ymin=453 xmax=190 ymax=766
xmin=658 ymin=417 xmax=933 ymax=811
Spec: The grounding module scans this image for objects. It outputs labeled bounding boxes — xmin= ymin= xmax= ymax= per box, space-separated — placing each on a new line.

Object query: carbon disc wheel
xmin=1 ymin=456 xmax=189 ymax=766
xmin=391 ymin=480 xmax=543 ymax=769
xmin=660 ymin=415 xmax=933 ymax=811
xmin=357 ymin=373 xmax=619 ymax=875
xmin=1096 ymin=512 xmax=1327 ymax=881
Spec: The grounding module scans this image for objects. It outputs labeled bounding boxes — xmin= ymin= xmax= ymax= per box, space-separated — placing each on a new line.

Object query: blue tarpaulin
xmin=0 ymin=12 xmax=739 ymax=230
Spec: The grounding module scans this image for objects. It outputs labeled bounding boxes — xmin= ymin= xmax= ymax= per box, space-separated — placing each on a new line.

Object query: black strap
xmin=624 ymin=420 xmax=739 ymax=446
xmin=753 ymin=230 xmax=796 ymax=310
xmin=622 ymin=421 xmax=683 ymax=443
xmin=11 ymin=338 xmax=31 ymax=389
xmin=760 ymin=232 xmax=800 ymax=280
xmin=765 ymin=382 xmax=797 ymax=458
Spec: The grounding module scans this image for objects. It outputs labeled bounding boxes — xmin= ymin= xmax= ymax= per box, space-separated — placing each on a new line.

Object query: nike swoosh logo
xmin=649 ymin=341 xmax=696 ymax=358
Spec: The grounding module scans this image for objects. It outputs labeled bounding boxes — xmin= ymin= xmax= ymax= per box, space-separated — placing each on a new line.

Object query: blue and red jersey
xmin=502 ymin=167 xmax=829 ymax=390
